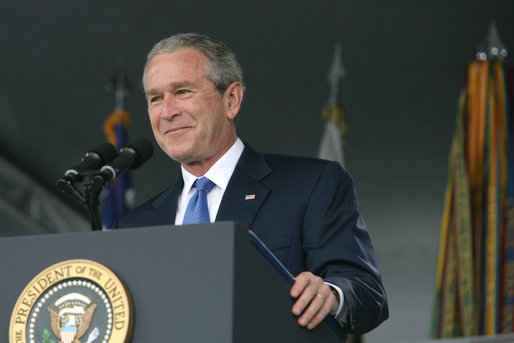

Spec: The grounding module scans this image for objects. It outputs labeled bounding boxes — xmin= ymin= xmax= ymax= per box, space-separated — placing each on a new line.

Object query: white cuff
xmin=324 ymin=281 xmax=344 ymax=317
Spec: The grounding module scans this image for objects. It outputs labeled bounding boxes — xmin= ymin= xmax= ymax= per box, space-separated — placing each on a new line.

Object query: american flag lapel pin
xmin=245 ymin=194 xmax=256 ymax=200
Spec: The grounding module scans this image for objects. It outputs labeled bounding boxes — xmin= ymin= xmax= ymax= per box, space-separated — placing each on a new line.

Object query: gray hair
xmin=142 ymin=33 xmax=245 ymax=94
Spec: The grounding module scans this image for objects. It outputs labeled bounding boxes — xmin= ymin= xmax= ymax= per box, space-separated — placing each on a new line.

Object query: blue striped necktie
xmin=182 ymin=177 xmax=215 ymax=224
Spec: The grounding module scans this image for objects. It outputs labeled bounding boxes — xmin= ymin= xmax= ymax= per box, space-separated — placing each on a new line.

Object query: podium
xmin=0 ymin=222 xmax=345 ymax=342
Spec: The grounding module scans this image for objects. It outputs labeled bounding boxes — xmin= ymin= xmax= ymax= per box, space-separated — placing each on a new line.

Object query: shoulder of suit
xmin=264 ymin=152 xmax=344 ymax=171
xmin=242 ymin=143 xmax=347 ymax=175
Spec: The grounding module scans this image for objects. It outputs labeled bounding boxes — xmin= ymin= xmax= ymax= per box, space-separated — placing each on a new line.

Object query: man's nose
xmin=161 ymin=95 xmax=179 ymax=119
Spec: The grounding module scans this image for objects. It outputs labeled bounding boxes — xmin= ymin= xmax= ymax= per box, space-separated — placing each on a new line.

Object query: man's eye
xmin=177 ymin=89 xmax=190 ymax=95
xmin=149 ymin=96 xmax=161 ymax=103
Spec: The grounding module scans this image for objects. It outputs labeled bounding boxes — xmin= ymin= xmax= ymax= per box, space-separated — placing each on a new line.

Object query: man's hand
xmin=290 ymin=271 xmax=339 ymax=330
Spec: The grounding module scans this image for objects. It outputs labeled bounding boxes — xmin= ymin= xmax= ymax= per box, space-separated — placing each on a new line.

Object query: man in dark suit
xmin=116 ymin=33 xmax=388 ymax=334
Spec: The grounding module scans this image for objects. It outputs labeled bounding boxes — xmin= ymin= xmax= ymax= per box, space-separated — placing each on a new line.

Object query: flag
xmin=431 ymin=59 xmax=514 ymax=337
xmin=318 ymin=44 xmax=361 ymax=343
xmin=318 ymin=44 xmax=347 ymax=166
xmin=318 ymin=104 xmax=346 ymax=166
xmin=101 ymin=109 xmax=134 ymax=229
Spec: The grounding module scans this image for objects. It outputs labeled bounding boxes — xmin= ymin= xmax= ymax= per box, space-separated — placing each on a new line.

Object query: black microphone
xmin=58 ymin=142 xmax=118 ymax=185
xmin=98 ymin=137 xmax=154 ymax=182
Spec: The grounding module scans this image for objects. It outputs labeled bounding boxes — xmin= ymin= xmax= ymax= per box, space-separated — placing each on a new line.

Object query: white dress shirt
xmin=175 ymin=138 xmax=245 ymax=225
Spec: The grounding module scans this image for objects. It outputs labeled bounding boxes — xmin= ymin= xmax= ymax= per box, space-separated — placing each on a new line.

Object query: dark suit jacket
xmin=116 ymin=143 xmax=388 ymax=334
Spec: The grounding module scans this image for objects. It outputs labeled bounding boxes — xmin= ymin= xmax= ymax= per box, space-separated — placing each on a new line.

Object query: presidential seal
xmin=9 ymin=259 xmax=133 ymax=343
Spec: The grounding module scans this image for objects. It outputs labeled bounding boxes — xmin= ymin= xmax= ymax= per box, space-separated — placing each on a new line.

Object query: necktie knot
xmin=194 ymin=177 xmax=215 ymax=193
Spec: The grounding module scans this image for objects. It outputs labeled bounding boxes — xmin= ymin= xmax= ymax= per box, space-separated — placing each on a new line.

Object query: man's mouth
xmin=163 ymin=126 xmax=192 ymax=135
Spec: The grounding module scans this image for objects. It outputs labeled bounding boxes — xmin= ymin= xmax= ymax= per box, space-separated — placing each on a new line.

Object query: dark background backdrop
xmin=1 ymin=1 xmax=513 ymax=341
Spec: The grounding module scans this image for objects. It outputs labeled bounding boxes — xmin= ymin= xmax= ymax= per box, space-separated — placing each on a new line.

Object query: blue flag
xmin=101 ymin=109 xmax=134 ymax=229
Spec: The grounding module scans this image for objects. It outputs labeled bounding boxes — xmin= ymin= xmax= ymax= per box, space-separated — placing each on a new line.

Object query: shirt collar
xmin=181 ymin=138 xmax=245 ymax=192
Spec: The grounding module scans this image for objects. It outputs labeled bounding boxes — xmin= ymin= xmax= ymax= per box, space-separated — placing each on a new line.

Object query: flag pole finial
xmin=476 ymin=21 xmax=508 ymax=61
xmin=105 ymin=58 xmax=132 ymax=110
xmin=327 ymin=44 xmax=346 ymax=106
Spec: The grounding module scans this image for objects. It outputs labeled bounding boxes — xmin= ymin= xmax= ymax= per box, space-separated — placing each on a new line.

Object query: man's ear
xmin=224 ymin=82 xmax=243 ymax=120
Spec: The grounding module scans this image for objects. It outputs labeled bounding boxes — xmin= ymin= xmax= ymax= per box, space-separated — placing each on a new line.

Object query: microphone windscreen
xmin=66 ymin=142 xmax=118 ymax=176
xmin=89 ymin=142 xmax=118 ymax=164
xmin=124 ymin=137 xmax=154 ymax=169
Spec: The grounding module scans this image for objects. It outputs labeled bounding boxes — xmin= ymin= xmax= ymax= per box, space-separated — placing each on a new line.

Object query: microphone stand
xmin=57 ymin=137 xmax=153 ymax=230
xmin=84 ymin=175 xmax=108 ymax=231
xmin=57 ymin=174 xmax=107 ymax=231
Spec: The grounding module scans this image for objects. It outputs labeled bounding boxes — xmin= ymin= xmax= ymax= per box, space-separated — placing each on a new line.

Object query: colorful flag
xmin=101 ymin=109 xmax=134 ymax=229
xmin=431 ymin=59 xmax=514 ymax=337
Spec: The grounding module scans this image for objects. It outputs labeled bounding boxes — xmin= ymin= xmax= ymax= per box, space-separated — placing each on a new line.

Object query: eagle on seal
xmin=48 ymin=302 xmax=97 ymax=343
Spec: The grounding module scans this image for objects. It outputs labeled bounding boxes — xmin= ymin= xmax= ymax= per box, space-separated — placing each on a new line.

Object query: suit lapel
xmin=148 ymin=176 xmax=183 ymax=225
xmin=216 ymin=144 xmax=271 ymax=229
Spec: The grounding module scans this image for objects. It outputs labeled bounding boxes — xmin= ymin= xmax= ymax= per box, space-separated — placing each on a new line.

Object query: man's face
xmin=145 ymin=48 xmax=238 ymax=172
